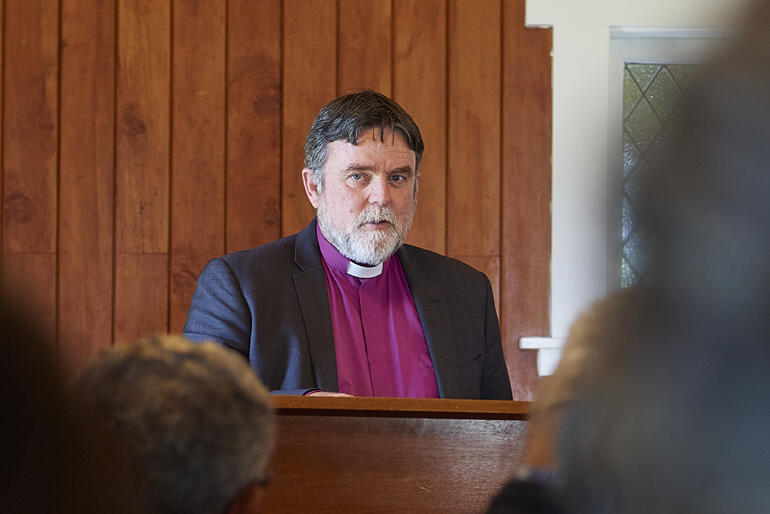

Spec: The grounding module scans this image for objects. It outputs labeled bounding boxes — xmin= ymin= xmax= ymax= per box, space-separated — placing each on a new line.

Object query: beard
xmin=317 ymin=198 xmax=416 ymax=266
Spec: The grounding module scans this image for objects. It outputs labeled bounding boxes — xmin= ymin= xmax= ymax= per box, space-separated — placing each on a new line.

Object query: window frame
xmin=607 ymin=28 xmax=730 ymax=290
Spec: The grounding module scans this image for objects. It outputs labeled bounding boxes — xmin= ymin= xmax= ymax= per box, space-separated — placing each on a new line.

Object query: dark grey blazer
xmin=183 ymin=219 xmax=512 ymax=399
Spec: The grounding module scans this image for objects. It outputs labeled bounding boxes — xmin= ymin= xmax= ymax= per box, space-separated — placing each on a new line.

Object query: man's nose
xmin=367 ymin=176 xmax=391 ymax=205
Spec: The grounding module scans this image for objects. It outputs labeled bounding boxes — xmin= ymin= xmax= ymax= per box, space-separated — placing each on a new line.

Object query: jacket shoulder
xmin=400 ymin=244 xmax=489 ymax=283
xmin=203 ymin=233 xmax=303 ymax=284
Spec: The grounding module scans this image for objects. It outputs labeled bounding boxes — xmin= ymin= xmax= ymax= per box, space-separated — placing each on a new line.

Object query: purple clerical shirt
xmin=316 ymin=225 xmax=439 ymax=398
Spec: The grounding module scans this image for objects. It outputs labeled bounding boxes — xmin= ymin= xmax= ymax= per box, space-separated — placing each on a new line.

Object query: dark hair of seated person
xmin=0 ymin=293 xmax=150 ymax=514
xmin=486 ymin=471 xmax=563 ymax=514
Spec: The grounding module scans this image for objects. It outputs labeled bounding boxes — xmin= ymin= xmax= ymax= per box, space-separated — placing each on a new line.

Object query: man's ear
xmin=302 ymin=168 xmax=321 ymax=208
xmin=226 ymin=482 xmax=265 ymax=514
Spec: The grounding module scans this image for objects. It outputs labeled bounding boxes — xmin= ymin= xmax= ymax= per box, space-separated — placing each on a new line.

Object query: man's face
xmin=302 ymin=128 xmax=418 ymax=266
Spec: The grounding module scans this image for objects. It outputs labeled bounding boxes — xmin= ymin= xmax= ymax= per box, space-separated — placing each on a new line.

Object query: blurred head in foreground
xmin=0 ymin=293 xmax=146 ymax=513
xmin=74 ymin=335 xmax=275 ymax=514
xmin=525 ymin=288 xmax=648 ymax=473
xmin=557 ymin=3 xmax=770 ymax=512
xmin=487 ymin=289 xmax=647 ymax=514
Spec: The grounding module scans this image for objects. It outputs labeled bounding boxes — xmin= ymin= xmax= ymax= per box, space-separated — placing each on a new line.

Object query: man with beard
xmin=184 ymin=90 xmax=512 ymax=399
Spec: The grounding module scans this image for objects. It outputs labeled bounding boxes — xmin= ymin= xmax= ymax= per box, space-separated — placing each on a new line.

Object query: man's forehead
xmin=326 ymin=128 xmax=415 ymax=165
xmin=351 ymin=126 xmax=406 ymax=145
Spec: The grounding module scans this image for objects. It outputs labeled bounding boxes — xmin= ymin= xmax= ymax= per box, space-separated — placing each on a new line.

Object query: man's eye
xmin=391 ymin=175 xmax=406 ymax=183
xmin=350 ymin=173 xmax=362 ymax=181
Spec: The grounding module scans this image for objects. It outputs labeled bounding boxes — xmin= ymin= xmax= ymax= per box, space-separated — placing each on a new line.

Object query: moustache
xmin=356 ymin=206 xmax=397 ymax=227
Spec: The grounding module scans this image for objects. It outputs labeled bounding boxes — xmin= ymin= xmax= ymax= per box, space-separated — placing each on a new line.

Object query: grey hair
xmin=73 ymin=335 xmax=275 ymax=514
xmin=304 ymin=89 xmax=425 ymax=190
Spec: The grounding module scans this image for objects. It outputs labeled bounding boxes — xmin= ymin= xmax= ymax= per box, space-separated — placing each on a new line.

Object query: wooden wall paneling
xmin=501 ymin=0 xmax=552 ymax=400
xmin=281 ymin=0 xmax=336 ymax=236
xmin=114 ymin=0 xmax=170 ymax=342
xmin=2 ymin=0 xmax=59 ymax=344
xmin=59 ymin=0 xmax=116 ymax=375
xmin=170 ymin=0 xmax=226 ymax=333
xmin=394 ymin=0 xmax=447 ymax=255
xmin=337 ymin=0 xmax=391 ymax=96
xmin=447 ymin=0 xmax=502 ymax=258
xmin=115 ymin=254 xmax=168 ymax=342
xmin=226 ymin=0 xmax=281 ymax=253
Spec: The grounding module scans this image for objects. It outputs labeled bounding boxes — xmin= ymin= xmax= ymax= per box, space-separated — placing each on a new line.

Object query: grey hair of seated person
xmin=556 ymin=5 xmax=770 ymax=512
xmin=74 ymin=335 xmax=275 ymax=514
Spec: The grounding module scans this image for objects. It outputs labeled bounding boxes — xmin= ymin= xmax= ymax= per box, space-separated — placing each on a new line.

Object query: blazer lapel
xmin=292 ymin=220 xmax=338 ymax=391
xmin=398 ymin=246 xmax=460 ymax=398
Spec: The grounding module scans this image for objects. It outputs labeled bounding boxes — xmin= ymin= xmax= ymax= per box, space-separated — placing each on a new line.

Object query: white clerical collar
xmin=347 ymin=260 xmax=383 ymax=278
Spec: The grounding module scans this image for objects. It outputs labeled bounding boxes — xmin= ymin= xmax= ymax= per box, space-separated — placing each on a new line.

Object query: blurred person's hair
xmin=642 ymin=0 xmax=770 ymax=339
xmin=74 ymin=335 xmax=275 ymax=514
xmin=0 ymin=293 xmax=147 ymax=513
xmin=487 ymin=289 xmax=649 ymax=514
xmin=525 ymin=288 xmax=648 ymax=470
xmin=557 ymin=3 xmax=770 ymax=512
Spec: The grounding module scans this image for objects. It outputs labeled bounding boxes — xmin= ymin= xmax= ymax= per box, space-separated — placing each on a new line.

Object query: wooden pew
xmin=263 ymin=397 xmax=530 ymax=513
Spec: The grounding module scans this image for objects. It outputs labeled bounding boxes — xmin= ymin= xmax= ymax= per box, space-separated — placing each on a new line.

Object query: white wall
xmin=527 ymin=0 xmax=750 ymax=29
xmin=521 ymin=0 xmax=754 ymax=372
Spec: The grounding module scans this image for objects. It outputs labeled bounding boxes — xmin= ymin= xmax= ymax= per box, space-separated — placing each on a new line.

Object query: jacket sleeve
xmin=481 ymin=277 xmax=514 ymax=400
xmin=183 ymin=258 xmax=320 ymax=396
xmin=183 ymin=258 xmax=251 ymax=356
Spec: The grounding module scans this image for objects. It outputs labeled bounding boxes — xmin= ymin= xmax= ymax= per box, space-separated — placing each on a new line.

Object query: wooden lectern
xmin=263 ymin=396 xmax=530 ymax=513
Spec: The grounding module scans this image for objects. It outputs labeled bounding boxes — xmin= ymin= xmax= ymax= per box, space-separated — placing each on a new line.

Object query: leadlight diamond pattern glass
xmin=621 ymin=63 xmax=700 ymax=287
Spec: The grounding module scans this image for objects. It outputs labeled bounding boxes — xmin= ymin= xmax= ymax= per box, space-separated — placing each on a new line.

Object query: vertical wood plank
xmin=338 ymin=0 xmax=391 ymax=95
xmin=2 ymin=0 xmax=58 ymax=345
xmin=59 ymin=0 xmax=116 ymax=375
xmin=170 ymin=0 xmax=226 ymax=333
xmin=226 ymin=0 xmax=281 ymax=253
xmin=502 ymin=0 xmax=552 ymax=400
xmin=115 ymin=254 xmax=168 ymax=342
xmin=114 ymin=0 xmax=170 ymax=342
xmin=447 ymin=0 xmax=501 ymax=259
xmin=282 ymin=0 xmax=336 ymax=236
xmin=394 ymin=0 xmax=447 ymax=255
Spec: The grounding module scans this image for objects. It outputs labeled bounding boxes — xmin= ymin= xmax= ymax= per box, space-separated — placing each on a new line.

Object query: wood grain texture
xmin=58 ymin=0 xmax=115 ymax=376
xmin=115 ymin=0 xmax=170 ymax=339
xmin=337 ymin=0 xmax=391 ymax=96
xmin=2 ymin=0 xmax=58 ymax=253
xmin=394 ymin=0 xmax=447 ymax=255
xmin=263 ymin=412 xmax=528 ymax=512
xmin=116 ymin=0 xmax=170 ymax=254
xmin=114 ymin=253 xmax=168 ymax=342
xmin=501 ymin=0 xmax=552 ymax=400
xmin=226 ymin=0 xmax=281 ymax=253
xmin=447 ymin=0 xmax=501 ymax=257
xmin=170 ymin=0 xmax=226 ymax=333
xmin=281 ymin=0 xmax=336 ymax=236
xmin=2 ymin=0 xmax=58 ymax=338
xmin=271 ymin=395 xmax=530 ymax=419
xmin=115 ymin=0 xmax=171 ymax=253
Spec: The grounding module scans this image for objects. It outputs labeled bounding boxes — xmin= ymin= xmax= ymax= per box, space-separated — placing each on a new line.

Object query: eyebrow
xmin=345 ymin=164 xmax=376 ymax=172
xmin=344 ymin=164 xmax=414 ymax=176
xmin=390 ymin=165 xmax=414 ymax=176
